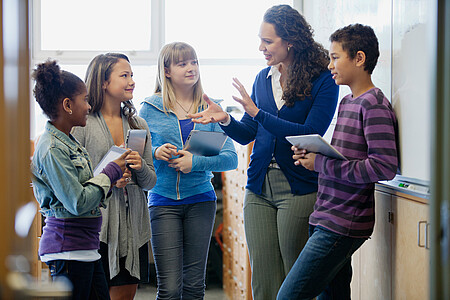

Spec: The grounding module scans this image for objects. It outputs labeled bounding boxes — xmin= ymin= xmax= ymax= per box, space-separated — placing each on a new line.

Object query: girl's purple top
xmin=310 ymin=88 xmax=398 ymax=238
xmin=39 ymin=216 xmax=102 ymax=256
xmin=101 ymin=161 xmax=123 ymax=184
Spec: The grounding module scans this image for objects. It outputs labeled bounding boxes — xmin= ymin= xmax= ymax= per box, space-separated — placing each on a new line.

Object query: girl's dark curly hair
xmin=31 ymin=60 xmax=85 ymax=120
xmin=85 ymin=53 xmax=141 ymax=129
xmin=264 ymin=5 xmax=330 ymax=106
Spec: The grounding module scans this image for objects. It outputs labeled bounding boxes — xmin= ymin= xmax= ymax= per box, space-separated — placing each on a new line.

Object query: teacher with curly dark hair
xmin=189 ymin=5 xmax=339 ymax=299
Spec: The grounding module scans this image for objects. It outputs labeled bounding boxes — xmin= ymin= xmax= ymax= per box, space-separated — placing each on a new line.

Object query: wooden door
xmin=392 ymin=196 xmax=429 ymax=300
xmin=222 ymin=141 xmax=253 ymax=300
xmin=0 ymin=0 xmax=31 ymax=298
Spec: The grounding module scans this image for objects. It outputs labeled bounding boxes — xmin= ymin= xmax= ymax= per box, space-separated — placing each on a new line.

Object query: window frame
xmin=31 ymin=0 xmax=303 ymax=66
xmin=29 ymin=0 xmax=304 ymax=138
xmin=30 ymin=0 xmax=164 ymax=65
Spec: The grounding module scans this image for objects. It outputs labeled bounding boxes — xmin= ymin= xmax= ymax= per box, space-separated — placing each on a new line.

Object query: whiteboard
xmin=391 ymin=0 xmax=432 ymax=181
xmin=302 ymin=0 xmax=432 ymax=181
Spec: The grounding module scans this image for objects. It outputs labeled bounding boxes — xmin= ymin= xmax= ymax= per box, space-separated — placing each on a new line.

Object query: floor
xmin=134 ymin=261 xmax=227 ymax=300
xmin=135 ymin=281 xmax=227 ymax=300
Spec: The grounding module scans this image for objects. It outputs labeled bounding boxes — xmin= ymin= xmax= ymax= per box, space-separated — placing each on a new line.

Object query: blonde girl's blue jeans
xmin=149 ymin=201 xmax=216 ymax=300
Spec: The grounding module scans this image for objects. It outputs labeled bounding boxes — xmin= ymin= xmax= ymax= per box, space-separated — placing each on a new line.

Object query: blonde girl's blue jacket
xmin=139 ymin=94 xmax=238 ymax=200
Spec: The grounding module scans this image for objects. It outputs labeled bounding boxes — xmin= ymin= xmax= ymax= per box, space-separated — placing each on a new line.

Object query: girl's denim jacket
xmin=31 ymin=122 xmax=111 ymax=218
xmin=139 ymin=95 xmax=238 ymax=200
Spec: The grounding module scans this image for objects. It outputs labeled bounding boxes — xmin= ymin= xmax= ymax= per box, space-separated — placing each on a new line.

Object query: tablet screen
xmin=93 ymin=146 xmax=127 ymax=176
xmin=126 ymin=129 xmax=146 ymax=156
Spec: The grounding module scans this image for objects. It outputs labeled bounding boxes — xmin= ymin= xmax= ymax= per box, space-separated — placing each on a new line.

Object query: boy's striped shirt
xmin=309 ymin=88 xmax=398 ymax=238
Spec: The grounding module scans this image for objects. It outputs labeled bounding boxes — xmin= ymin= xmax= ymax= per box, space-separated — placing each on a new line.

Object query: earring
xmin=287 ymin=46 xmax=291 ymax=52
xmin=68 ymin=110 xmax=73 ymax=115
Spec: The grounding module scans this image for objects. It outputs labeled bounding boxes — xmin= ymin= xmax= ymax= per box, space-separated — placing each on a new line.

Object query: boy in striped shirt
xmin=277 ymin=24 xmax=399 ymax=300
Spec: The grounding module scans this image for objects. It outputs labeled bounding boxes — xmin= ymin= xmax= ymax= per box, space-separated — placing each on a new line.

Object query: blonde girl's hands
xmin=114 ymin=169 xmax=132 ymax=188
xmin=155 ymin=143 xmax=178 ymax=161
xmin=168 ymin=150 xmax=192 ymax=174
xmin=125 ymin=150 xmax=142 ymax=170
xmin=188 ymin=94 xmax=229 ymax=124
xmin=232 ymin=77 xmax=259 ymax=117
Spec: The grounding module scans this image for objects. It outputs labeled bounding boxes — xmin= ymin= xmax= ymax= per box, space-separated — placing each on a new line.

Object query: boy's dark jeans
xmin=277 ymin=225 xmax=366 ymax=300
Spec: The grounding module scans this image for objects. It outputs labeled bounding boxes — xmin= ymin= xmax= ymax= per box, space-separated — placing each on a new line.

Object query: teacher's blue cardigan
xmin=221 ymin=67 xmax=339 ymax=195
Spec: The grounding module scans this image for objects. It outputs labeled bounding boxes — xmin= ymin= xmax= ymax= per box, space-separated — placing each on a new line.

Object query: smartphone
xmin=125 ymin=129 xmax=147 ymax=156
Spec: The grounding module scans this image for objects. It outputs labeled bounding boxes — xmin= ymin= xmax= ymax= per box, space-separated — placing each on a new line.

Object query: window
xmin=165 ymin=0 xmax=291 ymax=60
xmin=39 ymin=1 xmax=152 ymax=51
xmin=32 ymin=0 xmax=160 ymax=64
xmin=31 ymin=0 xmax=298 ymax=138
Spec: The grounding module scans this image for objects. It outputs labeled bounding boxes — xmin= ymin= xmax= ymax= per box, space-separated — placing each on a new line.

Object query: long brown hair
xmin=264 ymin=5 xmax=329 ymax=106
xmin=85 ymin=53 xmax=141 ymax=128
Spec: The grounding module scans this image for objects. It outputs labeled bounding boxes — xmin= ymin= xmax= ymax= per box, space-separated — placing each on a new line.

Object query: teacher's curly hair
xmin=264 ymin=5 xmax=330 ymax=106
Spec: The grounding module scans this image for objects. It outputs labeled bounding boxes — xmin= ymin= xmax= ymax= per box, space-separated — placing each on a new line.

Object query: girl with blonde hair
xmin=139 ymin=42 xmax=237 ymax=299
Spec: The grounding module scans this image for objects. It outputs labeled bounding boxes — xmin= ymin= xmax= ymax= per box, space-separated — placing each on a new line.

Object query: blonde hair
xmin=154 ymin=42 xmax=206 ymax=113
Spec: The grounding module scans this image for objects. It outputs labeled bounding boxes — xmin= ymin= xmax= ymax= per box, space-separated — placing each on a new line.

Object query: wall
xmin=392 ymin=0 xmax=432 ymax=181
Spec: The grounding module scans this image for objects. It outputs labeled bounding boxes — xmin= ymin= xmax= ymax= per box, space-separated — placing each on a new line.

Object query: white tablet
xmin=184 ymin=130 xmax=227 ymax=156
xmin=286 ymin=134 xmax=347 ymax=160
xmin=93 ymin=145 xmax=127 ymax=176
xmin=126 ymin=129 xmax=147 ymax=156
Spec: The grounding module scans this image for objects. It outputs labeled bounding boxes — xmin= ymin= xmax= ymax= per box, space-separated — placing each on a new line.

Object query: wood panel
xmin=222 ymin=141 xmax=253 ymax=300
xmin=392 ymin=197 xmax=429 ymax=300
xmin=0 ymin=0 xmax=31 ymax=297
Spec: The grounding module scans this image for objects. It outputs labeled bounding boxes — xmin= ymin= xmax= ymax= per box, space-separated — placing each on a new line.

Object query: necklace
xmin=176 ymin=100 xmax=194 ymax=116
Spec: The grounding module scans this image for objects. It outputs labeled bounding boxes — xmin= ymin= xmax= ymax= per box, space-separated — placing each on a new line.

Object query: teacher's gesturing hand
xmin=188 ymin=94 xmax=228 ymax=124
xmin=231 ymin=77 xmax=260 ymax=117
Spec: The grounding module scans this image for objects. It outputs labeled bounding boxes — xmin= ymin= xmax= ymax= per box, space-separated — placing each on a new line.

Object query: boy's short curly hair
xmin=330 ymin=24 xmax=380 ymax=74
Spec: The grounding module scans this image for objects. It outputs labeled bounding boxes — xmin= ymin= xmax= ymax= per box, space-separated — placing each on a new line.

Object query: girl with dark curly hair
xmin=31 ymin=60 xmax=130 ymax=300
xmin=190 ymin=5 xmax=339 ymax=299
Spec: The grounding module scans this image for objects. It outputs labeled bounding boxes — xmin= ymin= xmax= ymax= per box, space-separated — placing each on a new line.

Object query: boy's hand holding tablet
xmin=286 ymin=134 xmax=346 ymax=170
xmin=292 ymin=146 xmax=316 ymax=171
